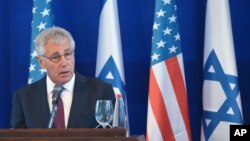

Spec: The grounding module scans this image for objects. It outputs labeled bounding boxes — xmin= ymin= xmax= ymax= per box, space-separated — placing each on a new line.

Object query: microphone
xmin=52 ymin=85 xmax=64 ymax=106
xmin=47 ymin=84 xmax=64 ymax=128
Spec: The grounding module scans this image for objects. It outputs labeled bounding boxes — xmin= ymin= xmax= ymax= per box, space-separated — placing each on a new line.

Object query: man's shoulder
xmin=15 ymin=77 xmax=46 ymax=94
xmin=75 ymin=72 xmax=112 ymax=87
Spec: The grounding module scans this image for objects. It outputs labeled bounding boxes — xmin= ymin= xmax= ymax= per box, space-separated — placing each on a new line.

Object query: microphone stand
xmin=47 ymin=103 xmax=59 ymax=128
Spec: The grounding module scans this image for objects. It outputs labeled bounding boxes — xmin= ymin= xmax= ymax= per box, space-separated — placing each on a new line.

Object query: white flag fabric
xmin=95 ymin=0 xmax=130 ymax=136
xmin=201 ymin=0 xmax=244 ymax=141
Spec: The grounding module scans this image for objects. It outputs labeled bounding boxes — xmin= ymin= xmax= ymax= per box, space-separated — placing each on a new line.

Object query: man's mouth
xmin=60 ymin=71 xmax=70 ymax=75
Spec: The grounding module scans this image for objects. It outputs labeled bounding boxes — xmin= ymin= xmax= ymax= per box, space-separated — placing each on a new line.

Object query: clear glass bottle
xmin=112 ymin=93 xmax=125 ymax=128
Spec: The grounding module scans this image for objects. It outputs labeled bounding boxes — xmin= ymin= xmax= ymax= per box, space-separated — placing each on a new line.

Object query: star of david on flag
xmin=201 ymin=0 xmax=244 ymax=141
xmin=28 ymin=0 xmax=54 ymax=84
xmin=95 ymin=0 xmax=130 ymax=136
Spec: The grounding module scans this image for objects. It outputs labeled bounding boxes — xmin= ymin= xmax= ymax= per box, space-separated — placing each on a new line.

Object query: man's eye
xmin=65 ymin=52 xmax=71 ymax=56
xmin=51 ymin=56 xmax=60 ymax=60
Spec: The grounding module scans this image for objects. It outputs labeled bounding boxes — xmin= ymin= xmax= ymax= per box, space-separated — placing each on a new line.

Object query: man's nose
xmin=59 ymin=55 xmax=68 ymax=66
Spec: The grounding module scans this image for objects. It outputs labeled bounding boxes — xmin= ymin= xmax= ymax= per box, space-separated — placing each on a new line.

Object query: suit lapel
xmin=67 ymin=74 xmax=90 ymax=128
xmin=35 ymin=77 xmax=51 ymax=127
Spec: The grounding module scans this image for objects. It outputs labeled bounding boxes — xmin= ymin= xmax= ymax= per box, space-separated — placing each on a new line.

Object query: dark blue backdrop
xmin=1 ymin=0 xmax=250 ymax=141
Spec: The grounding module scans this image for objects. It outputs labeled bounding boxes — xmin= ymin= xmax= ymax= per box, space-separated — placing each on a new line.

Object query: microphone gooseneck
xmin=47 ymin=84 xmax=64 ymax=128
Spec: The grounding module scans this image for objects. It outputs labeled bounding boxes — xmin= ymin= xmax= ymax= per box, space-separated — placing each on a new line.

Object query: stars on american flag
xmin=151 ymin=53 xmax=160 ymax=61
xmin=32 ymin=7 xmax=37 ymax=14
xmin=147 ymin=0 xmax=191 ymax=140
xmin=40 ymin=68 xmax=47 ymax=74
xmin=169 ymin=45 xmax=177 ymax=53
xmin=29 ymin=64 xmax=36 ymax=72
xmin=156 ymin=9 xmax=166 ymax=18
xmin=174 ymin=33 xmax=180 ymax=40
xmin=153 ymin=22 xmax=160 ymax=30
xmin=28 ymin=0 xmax=54 ymax=84
xmin=151 ymin=0 xmax=182 ymax=65
xmin=41 ymin=8 xmax=50 ymax=17
xmin=168 ymin=15 xmax=177 ymax=23
xmin=163 ymin=0 xmax=171 ymax=5
xmin=156 ymin=40 xmax=166 ymax=48
xmin=162 ymin=27 xmax=172 ymax=35
xmin=37 ymin=22 xmax=47 ymax=31
xmin=30 ymin=50 xmax=37 ymax=59
xmin=46 ymin=0 xmax=52 ymax=4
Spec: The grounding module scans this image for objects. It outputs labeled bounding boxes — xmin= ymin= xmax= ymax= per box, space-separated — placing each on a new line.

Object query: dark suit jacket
xmin=11 ymin=72 xmax=115 ymax=128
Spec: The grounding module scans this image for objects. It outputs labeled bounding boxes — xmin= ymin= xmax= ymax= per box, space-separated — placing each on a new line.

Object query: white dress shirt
xmin=47 ymin=74 xmax=75 ymax=128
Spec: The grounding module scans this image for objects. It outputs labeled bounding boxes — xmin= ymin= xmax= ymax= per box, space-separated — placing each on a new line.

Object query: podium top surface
xmin=0 ymin=128 xmax=127 ymax=137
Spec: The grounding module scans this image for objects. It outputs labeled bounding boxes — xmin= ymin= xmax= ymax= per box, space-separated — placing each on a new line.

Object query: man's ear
xmin=36 ymin=56 xmax=45 ymax=69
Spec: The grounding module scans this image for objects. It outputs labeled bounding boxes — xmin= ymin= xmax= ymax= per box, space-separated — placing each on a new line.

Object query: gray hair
xmin=35 ymin=26 xmax=75 ymax=56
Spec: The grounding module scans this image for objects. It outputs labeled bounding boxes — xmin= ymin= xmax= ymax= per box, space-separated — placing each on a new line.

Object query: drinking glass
xmin=95 ymin=100 xmax=113 ymax=128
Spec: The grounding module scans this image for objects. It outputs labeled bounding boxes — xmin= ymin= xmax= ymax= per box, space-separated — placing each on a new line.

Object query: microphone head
xmin=53 ymin=84 xmax=64 ymax=91
xmin=52 ymin=84 xmax=64 ymax=105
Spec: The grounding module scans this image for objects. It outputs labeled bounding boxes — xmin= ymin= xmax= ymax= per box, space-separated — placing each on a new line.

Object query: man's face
xmin=37 ymin=39 xmax=75 ymax=84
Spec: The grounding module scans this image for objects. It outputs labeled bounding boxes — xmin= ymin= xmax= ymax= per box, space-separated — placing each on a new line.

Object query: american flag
xmin=95 ymin=0 xmax=130 ymax=136
xmin=146 ymin=0 xmax=191 ymax=141
xmin=201 ymin=0 xmax=243 ymax=141
xmin=28 ymin=0 xmax=54 ymax=84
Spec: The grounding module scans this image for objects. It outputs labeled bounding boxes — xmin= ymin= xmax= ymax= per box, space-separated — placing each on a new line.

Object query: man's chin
xmin=58 ymin=75 xmax=72 ymax=84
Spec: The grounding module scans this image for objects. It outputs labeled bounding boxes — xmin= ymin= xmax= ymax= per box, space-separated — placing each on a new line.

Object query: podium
xmin=0 ymin=128 xmax=143 ymax=141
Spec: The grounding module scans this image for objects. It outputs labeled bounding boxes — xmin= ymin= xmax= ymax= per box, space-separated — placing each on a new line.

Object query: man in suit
xmin=11 ymin=27 xmax=115 ymax=128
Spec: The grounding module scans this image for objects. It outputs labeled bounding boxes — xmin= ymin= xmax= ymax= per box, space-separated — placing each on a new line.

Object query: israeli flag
xmin=95 ymin=0 xmax=130 ymax=136
xmin=201 ymin=0 xmax=244 ymax=141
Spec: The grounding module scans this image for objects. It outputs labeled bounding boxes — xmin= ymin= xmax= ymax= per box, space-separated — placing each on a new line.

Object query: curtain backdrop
xmin=1 ymin=1 xmax=250 ymax=141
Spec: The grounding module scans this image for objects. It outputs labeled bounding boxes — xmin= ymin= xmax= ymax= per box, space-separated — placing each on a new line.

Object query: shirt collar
xmin=46 ymin=73 xmax=75 ymax=95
